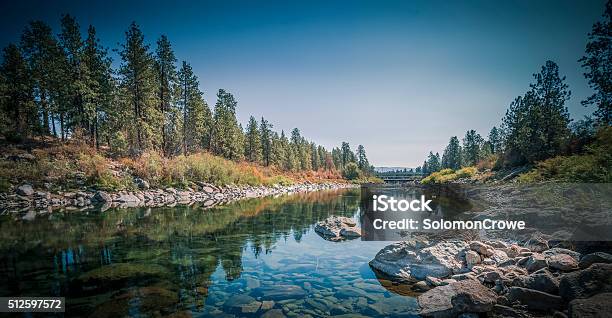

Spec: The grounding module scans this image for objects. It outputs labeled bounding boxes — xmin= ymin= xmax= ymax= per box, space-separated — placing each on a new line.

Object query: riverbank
xmin=0 ymin=181 xmax=357 ymax=214
xmin=365 ymin=182 xmax=612 ymax=317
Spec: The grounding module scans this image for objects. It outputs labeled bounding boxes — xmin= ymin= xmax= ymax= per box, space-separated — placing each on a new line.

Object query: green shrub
xmin=421 ymin=166 xmax=477 ymax=184
xmin=342 ymin=162 xmax=361 ymax=180
xmin=455 ymin=167 xmax=477 ymax=178
xmin=518 ymin=126 xmax=611 ymax=183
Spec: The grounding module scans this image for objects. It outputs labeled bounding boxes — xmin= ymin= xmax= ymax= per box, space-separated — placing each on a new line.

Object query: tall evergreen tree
xmin=426 ymin=152 xmax=441 ymax=173
xmin=82 ymin=25 xmax=114 ymax=148
xmin=260 ymin=117 xmax=273 ymax=166
xmin=462 ymin=130 xmax=484 ymax=166
xmin=210 ymin=89 xmax=243 ymax=160
xmin=178 ymin=61 xmax=209 ymax=154
xmin=441 ymin=136 xmax=462 ymax=169
xmin=118 ymin=22 xmax=161 ymax=154
xmin=155 ymin=35 xmax=178 ymax=155
xmin=488 ymin=126 xmax=503 ymax=154
xmin=356 ymin=145 xmax=370 ymax=171
xmin=0 ymin=44 xmax=35 ymax=138
xmin=59 ymin=14 xmax=91 ymax=140
xmin=580 ymin=0 xmax=612 ymax=126
xmin=244 ymin=116 xmax=262 ymax=163
xmin=20 ymin=20 xmax=63 ymax=136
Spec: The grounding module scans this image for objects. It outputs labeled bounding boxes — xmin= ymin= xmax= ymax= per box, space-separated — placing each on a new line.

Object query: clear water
xmin=0 ymin=189 xmax=422 ymax=318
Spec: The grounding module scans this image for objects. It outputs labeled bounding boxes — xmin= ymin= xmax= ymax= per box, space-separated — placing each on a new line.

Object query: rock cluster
xmin=314 ymin=216 xmax=362 ymax=241
xmin=0 ymin=182 xmax=356 ymax=214
xmin=370 ymin=236 xmax=612 ymax=317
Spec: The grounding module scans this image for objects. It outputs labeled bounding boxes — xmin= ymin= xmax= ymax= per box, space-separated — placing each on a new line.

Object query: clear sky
xmin=0 ymin=0 xmax=606 ymax=167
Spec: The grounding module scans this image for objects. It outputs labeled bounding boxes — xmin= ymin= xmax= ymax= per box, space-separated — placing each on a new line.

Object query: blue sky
xmin=0 ymin=0 xmax=606 ymax=166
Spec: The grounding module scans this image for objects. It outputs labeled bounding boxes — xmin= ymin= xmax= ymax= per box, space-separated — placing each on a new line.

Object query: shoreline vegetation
xmin=413 ymin=2 xmax=612 ymax=185
xmin=0 ymin=14 xmax=381 ymax=200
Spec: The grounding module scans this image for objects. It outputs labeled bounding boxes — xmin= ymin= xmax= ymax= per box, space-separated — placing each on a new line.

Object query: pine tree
xmin=155 ymin=35 xmax=178 ymax=155
xmin=82 ymin=25 xmax=114 ymax=148
xmin=462 ymin=130 xmax=484 ymax=166
xmin=356 ymin=145 xmax=370 ymax=171
xmin=503 ymin=61 xmax=571 ymax=165
xmin=488 ymin=126 xmax=503 ymax=154
xmin=426 ymin=152 xmax=441 ymax=173
xmin=210 ymin=89 xmax=243 ymax=160
xmin=341 ymin=142 xmax=353 ymax=168
xmin=58 ymin=14 xmax=93 ymax=141
xmin=244 ymin=116 xmax=262 ymax=162
xmin=118 ymin=22 xmax=161 ymax=154
xmin=20 ymin=20 xmax=63 ymax=137
xmin=177 ymin=61 xmax=209 ymax=154
xmin=311 ymin=143 xmax=319 ymax=170
xmin=442 ymin=136 xmax=462 ymax=169
xmin=0 ymin=44 xmax=36 ymax=138
xmin=580 ymin=0 xmax=612 ymax=126
xmin=260 ymin=117 xmax=273 ymax=166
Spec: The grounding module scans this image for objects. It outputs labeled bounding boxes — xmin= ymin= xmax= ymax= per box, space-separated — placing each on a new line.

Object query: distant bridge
xmin=376 ymin=172 xmax=424 ymax=183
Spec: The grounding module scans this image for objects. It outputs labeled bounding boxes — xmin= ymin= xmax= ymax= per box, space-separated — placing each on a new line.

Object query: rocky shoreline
xmin=369 ymin=236 xmax=612 ymax=317
xmin=0 ymin=181 xmax=357 ymax=214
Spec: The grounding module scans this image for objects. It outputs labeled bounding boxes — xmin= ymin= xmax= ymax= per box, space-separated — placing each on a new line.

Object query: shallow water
xmin=0 ymin=188 xmax=429 ymax=317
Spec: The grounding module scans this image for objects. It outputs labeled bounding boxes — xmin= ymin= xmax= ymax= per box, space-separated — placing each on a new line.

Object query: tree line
xmin=417 ymin=1 xmax=612 ymax=175
xmin=0 ymin=15 xmax=373 ymax=174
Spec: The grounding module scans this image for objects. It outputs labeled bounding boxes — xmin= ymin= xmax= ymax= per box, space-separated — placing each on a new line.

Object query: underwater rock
xmin=314 ymin=216 xmax=361 ymax=241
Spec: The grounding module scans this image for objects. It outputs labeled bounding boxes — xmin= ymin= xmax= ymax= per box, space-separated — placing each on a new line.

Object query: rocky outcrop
xmin=559 ymin=263 xmax=612 ymax=301
xmin=373 ymin=237 xmax=612 ymax=317
xmin=579 ymin=252 xmax=612 ymax=269
xmin=506 ymin=287 xmax=563 ymax=311
xmin=418 ymin=280 xmax=497 ymax=317
xmin=16 ymin=184 xmax=34 ymax=196
xmin=568 ymin=293 xmax=612 ymax=318
xmin=369 ymin=239 xmax=468 ymax=281
xmin=314 ymin=216 xmax=361 ymax=241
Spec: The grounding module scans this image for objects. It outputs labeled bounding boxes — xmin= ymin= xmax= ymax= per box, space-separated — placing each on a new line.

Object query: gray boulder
xmin=134 ymin=177 xmax=150 ymax=190
xmin=507 ymin=287 xmax=563 ymax=311
xmin=370 ymin=240 xmax=468 ymax=281
xmin=568 ymin=293 xmax=612 ymax=318
xmin=548 ymin=254 xmax=578 ymax=271
xmin=512 ymin=268 xmax=559 ymax=295
xmin=579 ymin=252 xmax=612 ymax=269
xmin=92 ymin=191 xmax=112 ymax=203
xmin=525 ymin=253 xmax=548 ymax=273
xmin=559 ymin=263 xmax=612 ymax=301
xmin=16 ymin=184 xmax=34 ymax=196
xmin=418 ymin=280 xmax=497 ymax=317
xmin=314 ymin=216 xmax=361 ymax=241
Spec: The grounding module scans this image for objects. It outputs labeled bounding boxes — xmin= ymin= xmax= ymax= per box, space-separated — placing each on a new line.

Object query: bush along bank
xmin=0 ymin=182 xmax=357 ymax=214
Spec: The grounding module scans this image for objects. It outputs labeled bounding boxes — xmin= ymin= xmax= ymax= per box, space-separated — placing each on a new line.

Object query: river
xmin=0 ymin=188 xmax=424 ymax=317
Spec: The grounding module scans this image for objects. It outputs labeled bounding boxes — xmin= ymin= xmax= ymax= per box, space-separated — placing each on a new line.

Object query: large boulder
xmin=92 ymin=191 xmax=112 ymax=203
xmin=525 ymin=253 xmax=548 ymax=273
xmin=579 ymin=252 xmax=612 ymax=269
xmin=370 ymin=240 xmax=468 ymax=281
xmin=512 ymin=268 xmax=559 ymax=295
xmin=559 ymin=263 xmax=612 ymax=301
xmin=418 ymin=280 xmax=497 ymax=317
xmin=543 ymin=248 xmax=581 ymax=262
xmin=507 ymin=287 xmax=563 ymax=311
xmin=469 ymin=241 xmax=495 ymax=257
xmin=314 ymin=216 xmax=361 ymax=241
xmin=525 ymin=236 xmax=549 ymax=253
xmin=16 ymin=184 xmax=34 ymax=196
xmin=568 ymin=293 xmax=612 ymax=318
xmin=548 ymin=254 xmax=578 ymax=271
